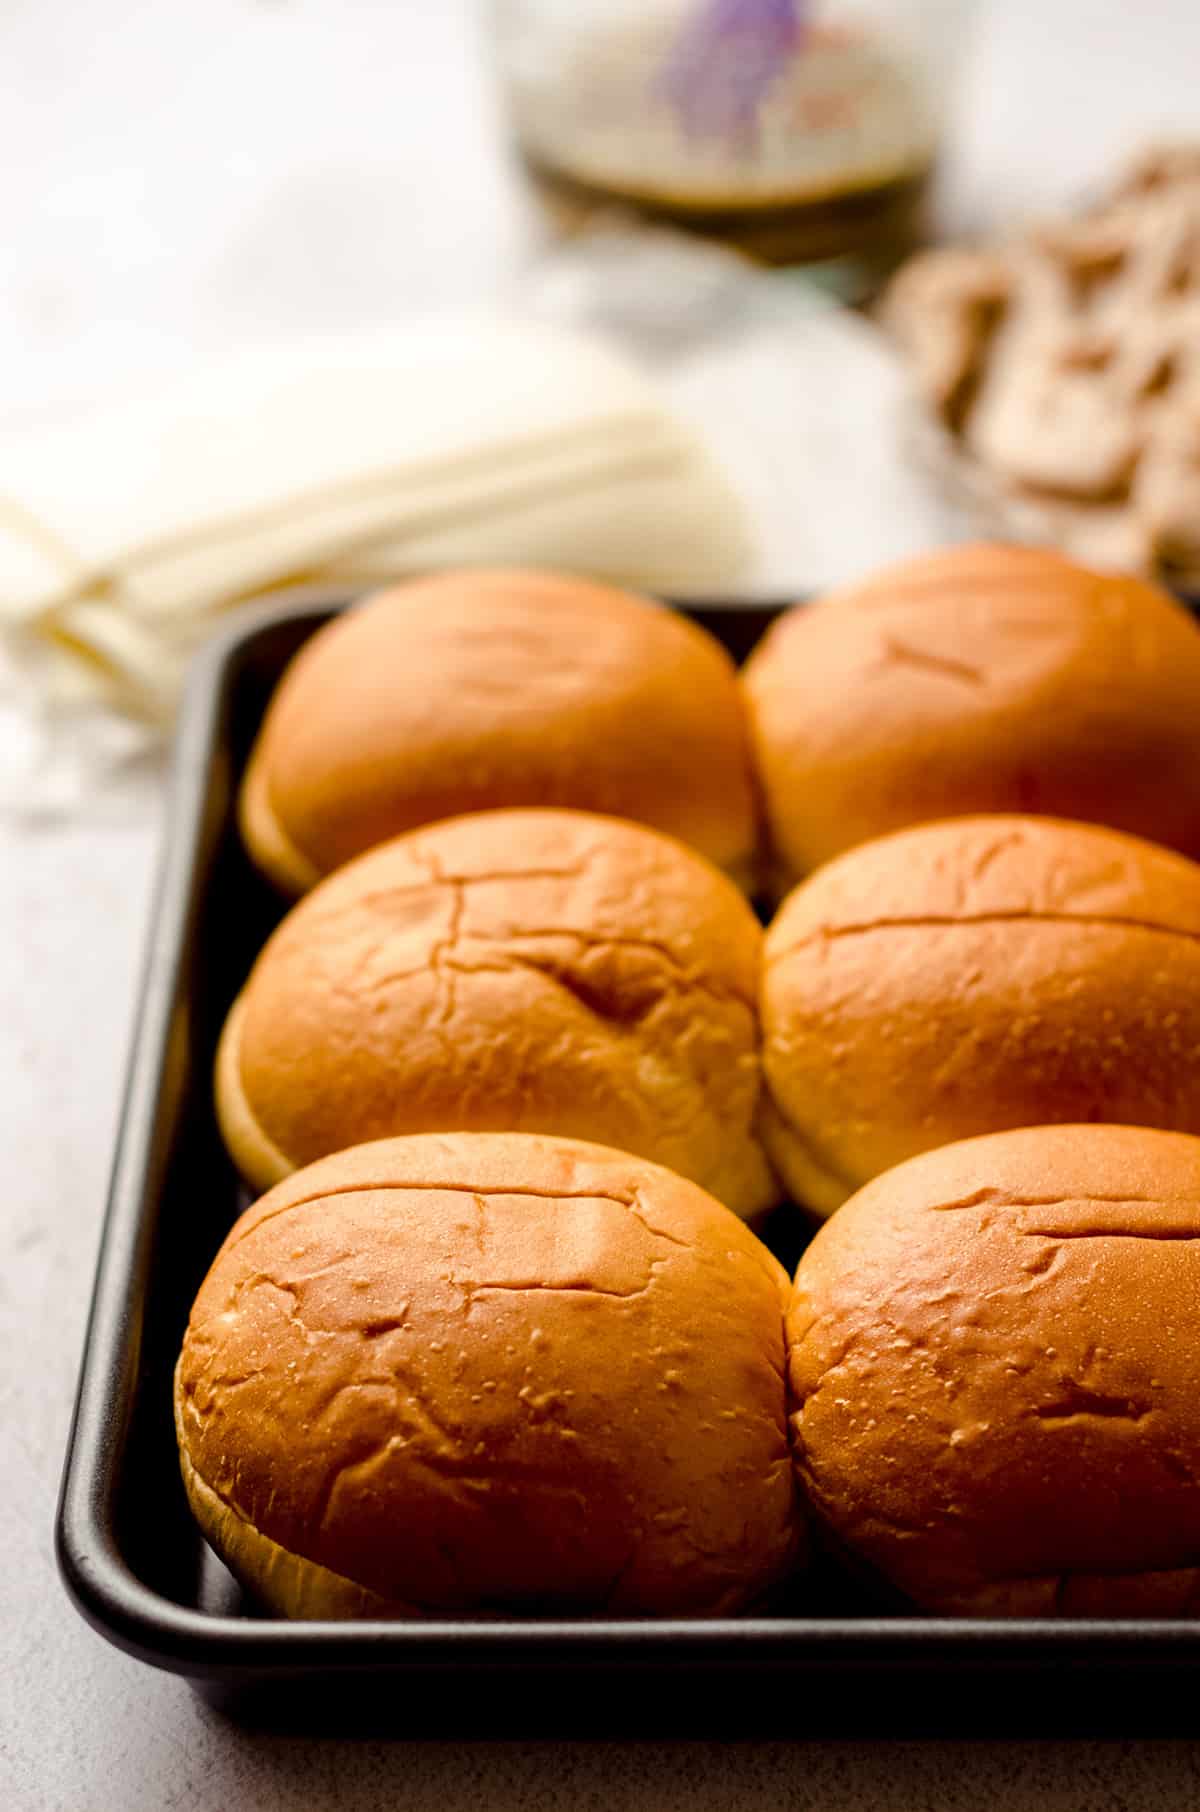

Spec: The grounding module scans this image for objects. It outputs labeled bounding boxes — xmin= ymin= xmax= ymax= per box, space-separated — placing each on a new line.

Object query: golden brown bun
xmin=217 ymin=808 xmax=778 ymax=1220
xmin=762 ymin=814 xmax=1200 ymax=1217
xmin=240 ymin=569 xmax=757 ymax=895
xmin=176 ymin=1132 xmax=800 ymax=1618
xmin=742 ymin=543 xmax=1200 ymax=889
xmin=788 ymin=1123 xmax=1200 ymax=1616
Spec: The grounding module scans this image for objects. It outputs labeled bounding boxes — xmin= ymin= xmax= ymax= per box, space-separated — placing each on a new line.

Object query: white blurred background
xmin=6 ymin=6 xmax=1200 ymax=1809
xmin=5 ymin=0 xmax=1200 ymax=416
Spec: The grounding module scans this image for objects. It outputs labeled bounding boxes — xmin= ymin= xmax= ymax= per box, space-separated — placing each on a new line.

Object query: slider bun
xmin=217 ymin=808 xmax=778 ymax=1220
xmin=175 ymin=1132 xmax=800 ymax=1618
xmin=240 ymin=569 xmax=757 ymax=895
xmin=742 ymin=543 xmax=1200 ymax=889
xmin=762 ymin=814 xmax=1200 ymax=1217
xmin=788 ymin=1124 xmax=1200 ymax=1615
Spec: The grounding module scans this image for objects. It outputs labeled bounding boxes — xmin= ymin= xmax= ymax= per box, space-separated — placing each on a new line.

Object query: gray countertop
xmin=6 ymin=2 xmax=1200 ymax=1804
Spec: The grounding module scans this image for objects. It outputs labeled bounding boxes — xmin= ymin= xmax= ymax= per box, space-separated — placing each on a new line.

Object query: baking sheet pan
xmin=55 ymin=597 xmax=1200 ymax=1735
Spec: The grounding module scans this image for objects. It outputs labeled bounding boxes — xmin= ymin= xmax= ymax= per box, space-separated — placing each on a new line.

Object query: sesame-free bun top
xmin=788 ymin=1123 xmax=1200 ymax=1616
xmin=175 ymin=1132 xmax=800 ymax=1619
xmin=240 ymin=568 xmax=757 ymax=895
xmin=761 ymin=814 xmax=1200 ymax=1217
xmin=742 ymin=543 xmax=1200 ymax=888
xmin=217 ymin=808 xmax=778 ymax=1220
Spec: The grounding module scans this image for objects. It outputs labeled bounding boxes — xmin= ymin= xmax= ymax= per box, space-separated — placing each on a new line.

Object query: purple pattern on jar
xmin=660 ymin=0 xmax=805 ymax=145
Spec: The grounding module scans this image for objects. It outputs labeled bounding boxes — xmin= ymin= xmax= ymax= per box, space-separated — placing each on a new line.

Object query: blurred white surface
xmin=5 ymin=0 xmax=1200 ymax=421
xmin=5 ymin=5 xmax=1200 ymax=1809
xmin=0 ymin=2 xmax=526 ymax=418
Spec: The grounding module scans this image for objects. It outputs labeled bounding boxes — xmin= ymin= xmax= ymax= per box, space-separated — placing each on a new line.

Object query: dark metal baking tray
xmin=56 ymin=597 xmax=1200 ymax=1735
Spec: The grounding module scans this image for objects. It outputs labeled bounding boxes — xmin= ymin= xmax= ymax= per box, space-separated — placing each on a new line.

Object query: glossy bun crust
xmin=217 ymin=809 xmax=778 ymax=1219
xmin=788 ymin=1124 xmax=1200 ymax=1615
xmin=743 ymin=543 xmax=1200 ymax=889
xmin=176 ymin=1133 xmax=800 ymax=1618
xmin=240 ymin=569 xmax=758 ymax=893
xmin=761 ymin=814 xmax=1200 ymax=1216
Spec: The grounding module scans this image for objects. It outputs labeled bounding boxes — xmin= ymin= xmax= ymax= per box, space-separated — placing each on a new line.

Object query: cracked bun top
xmin=741 ymin=542 xmax=1200 ymax=890
xmin=238 ymin=569 xmax=758 ymax=896
xmin=761 ymin=814 xmax=1200 ymax=1217
xmin=787 ymin=1123 xmax=1200 ymax=1615
xmin=216 ymin=808 xmax=778 ymax=1220
xmin=175 ymin=1131 xmax=800 ymax=1619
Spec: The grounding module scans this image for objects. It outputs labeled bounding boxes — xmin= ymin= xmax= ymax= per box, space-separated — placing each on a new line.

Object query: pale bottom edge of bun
xmin=216 ymin=976 xmax=779 ymax=1224
xmin=176 ymin=1402 xmax=418 ymax=1620
xmin=238 ymin=753 xmax=325 ymax=899
xmin=214 ymin=993 xmax=299 ymax=1197
xmin=811 ymin=1515 xmax=1200 ymax=1618
xmin=757 ymin=1094 xmax=854 ymax=1221
xmin=178 ymin=1382 xmax=801 ymax=1623
xmin=238 ymin=751 xmax=759 ymax=907
xmin=928 ymin=1568 xmax=1200 ymax=1618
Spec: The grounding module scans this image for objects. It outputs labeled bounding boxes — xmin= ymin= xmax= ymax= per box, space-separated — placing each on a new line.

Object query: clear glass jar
xmin=491 ymin=0 xmax=970 ymax=298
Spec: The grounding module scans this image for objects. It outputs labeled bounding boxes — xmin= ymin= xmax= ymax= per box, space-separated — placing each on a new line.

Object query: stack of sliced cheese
xmin=0 ymin=314 xmax=748 ymax=727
